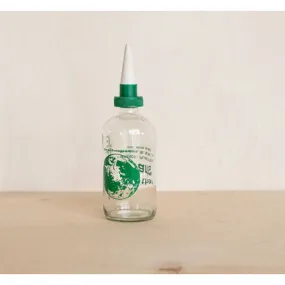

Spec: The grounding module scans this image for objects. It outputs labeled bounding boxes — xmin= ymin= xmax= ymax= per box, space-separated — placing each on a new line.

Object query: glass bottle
xmin=102 ymin=45 xmax=157 ymax=222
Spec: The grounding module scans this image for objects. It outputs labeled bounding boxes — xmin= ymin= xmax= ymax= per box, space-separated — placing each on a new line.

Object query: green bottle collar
xmin=114 ymin=84 xmax=143 ymax=108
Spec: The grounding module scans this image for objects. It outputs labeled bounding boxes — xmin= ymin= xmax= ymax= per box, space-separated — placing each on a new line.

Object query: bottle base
xmin=104 ymin=208 xmax=156 ymax=222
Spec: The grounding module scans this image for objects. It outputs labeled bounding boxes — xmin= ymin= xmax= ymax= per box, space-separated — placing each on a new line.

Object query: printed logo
xmin=104 ymin=154 xmax=140 ymax=200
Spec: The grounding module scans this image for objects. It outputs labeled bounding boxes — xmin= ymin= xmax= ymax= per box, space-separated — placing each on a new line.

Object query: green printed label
xmin=104 ymin=154 xmax=140 ymax=200
xmin=103 ymin=142 xmax=154 ymax=200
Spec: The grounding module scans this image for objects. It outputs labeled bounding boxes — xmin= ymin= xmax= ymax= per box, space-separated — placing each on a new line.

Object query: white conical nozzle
xmin=120 ymin=44 xmax=136 ymax=84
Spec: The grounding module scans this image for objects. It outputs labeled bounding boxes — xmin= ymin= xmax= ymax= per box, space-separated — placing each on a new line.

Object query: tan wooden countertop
xmin=0 ymin=191 xmax=284 ymax=274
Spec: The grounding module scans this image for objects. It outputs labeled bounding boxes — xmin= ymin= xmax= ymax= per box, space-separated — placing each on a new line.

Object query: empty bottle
xmin=102 ymin=44 xmax=157 ymax=222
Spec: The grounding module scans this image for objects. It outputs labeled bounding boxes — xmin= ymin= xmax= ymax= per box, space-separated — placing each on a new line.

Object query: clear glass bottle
xmin=102 ymin=45 xmax=157 ymax=222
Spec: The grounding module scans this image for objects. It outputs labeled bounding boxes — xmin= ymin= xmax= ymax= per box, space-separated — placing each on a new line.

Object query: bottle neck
xmin=118 ymin=107 xmax=139 ymax=114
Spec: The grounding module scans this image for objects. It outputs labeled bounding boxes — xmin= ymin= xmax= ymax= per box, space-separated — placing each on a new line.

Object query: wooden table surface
xmin=0 ymin=191 xmax=284 ymax=274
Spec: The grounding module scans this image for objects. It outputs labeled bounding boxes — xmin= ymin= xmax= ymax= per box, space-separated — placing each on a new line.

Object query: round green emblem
xmin=104 ymin=154 xmax=140 ymax=200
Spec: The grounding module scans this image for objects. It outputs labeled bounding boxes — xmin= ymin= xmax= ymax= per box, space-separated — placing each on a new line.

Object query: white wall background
xmin=0 ymin=12 xmax=285 ymax=191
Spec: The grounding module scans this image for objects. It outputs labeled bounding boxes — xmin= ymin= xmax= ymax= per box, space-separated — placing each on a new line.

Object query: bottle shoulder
xmin=103 ymin=111 xmax=155 ymax=134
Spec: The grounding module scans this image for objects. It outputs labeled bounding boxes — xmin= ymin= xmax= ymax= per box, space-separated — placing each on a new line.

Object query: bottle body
xmin=102 ymin=108 xmax=157 ymax=222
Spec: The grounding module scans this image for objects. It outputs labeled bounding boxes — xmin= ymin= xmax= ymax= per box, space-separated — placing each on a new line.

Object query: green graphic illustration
xmin=104 ymin=154 xmax=140 ymax=200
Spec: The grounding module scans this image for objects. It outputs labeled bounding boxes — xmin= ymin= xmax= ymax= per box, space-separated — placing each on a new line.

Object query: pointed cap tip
xmin=120 ymin=44 xmax=136 ymax=84
xmin=124 ymin=43 xmax=131 ymax=51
